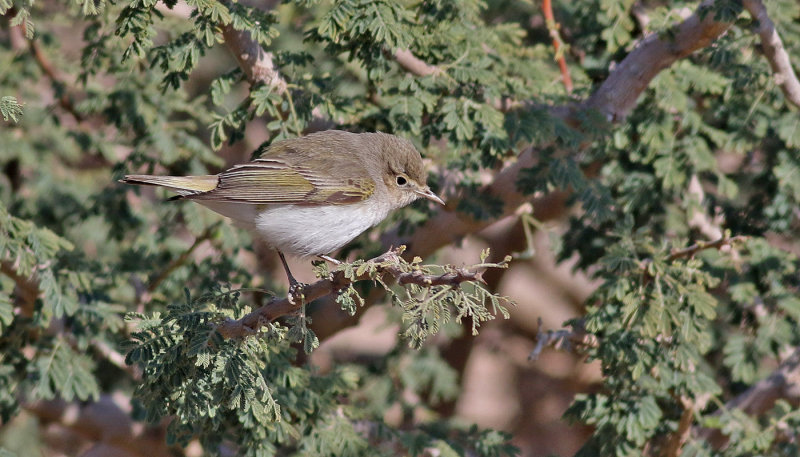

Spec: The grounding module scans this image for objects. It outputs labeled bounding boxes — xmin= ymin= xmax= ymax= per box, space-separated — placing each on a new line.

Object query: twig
xmin=528 ymin=318 xmax=596 ymax=360
xmin=666 ymin=235 xmax=748 ymax=262
xmin=542 ymin=0 xmax=573 ymax=93
xmin=215 ymin=247 xmax=494 ymax=339
xmin=146 ymin=227 xmax=215 ymax=294
xmin=7 ymin=7 xmax=84 ymax=122
xmin=742 ymin=0 xmax=800 ymax=108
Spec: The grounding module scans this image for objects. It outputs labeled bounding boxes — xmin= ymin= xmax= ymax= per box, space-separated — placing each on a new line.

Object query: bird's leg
xmin=278 ymin=251 xmax=304 ymax=303
xmin=317 ymin=254 xmax=342 ymax=265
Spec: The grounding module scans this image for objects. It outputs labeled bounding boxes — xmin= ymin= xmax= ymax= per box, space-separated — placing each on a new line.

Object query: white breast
xmin=253 ymin=201 xmax=390 ymax=257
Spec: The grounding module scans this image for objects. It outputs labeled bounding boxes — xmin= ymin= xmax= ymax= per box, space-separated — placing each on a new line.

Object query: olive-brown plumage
xmin=122 ymin=130 xmax=443 ymax=284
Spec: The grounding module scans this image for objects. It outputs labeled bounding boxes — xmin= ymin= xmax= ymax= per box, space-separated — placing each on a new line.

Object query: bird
xmin=121 ymin=130 xmax=444 ymax=286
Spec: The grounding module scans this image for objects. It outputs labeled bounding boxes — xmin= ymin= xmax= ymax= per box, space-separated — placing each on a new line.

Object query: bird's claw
xmin=287 ymin=281 xmax=306 ymax=305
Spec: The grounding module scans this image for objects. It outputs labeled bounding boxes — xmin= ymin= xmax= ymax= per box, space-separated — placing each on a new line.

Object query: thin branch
xmin=7 ymin=7 xmax=84 ymax=122
xmin=742 ymin=0 xmax=800 ymax=108
xmin=215 ymin=247 xmax=494 ymax=339
xmin=147 ymin=226 xmax=216 ymax=294
xmin=666 ymin=235 xmax=748 ymax=262
xmin=542 ymin=0 xmax=573 ymax=93
xmin=528 ymin=318 xmax=597 ymax=360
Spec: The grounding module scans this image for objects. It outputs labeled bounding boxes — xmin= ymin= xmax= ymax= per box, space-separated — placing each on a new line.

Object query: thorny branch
xmin=215 ymin=246 xmax=501 ymax=339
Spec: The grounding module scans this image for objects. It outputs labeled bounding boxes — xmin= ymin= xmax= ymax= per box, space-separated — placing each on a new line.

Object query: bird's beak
xmin=416 ymin=187 xmax=445 ymax=205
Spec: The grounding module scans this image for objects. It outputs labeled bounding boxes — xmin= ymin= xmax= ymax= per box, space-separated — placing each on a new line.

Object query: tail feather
xmin=121 ymin=175 xmax=219 ymax=196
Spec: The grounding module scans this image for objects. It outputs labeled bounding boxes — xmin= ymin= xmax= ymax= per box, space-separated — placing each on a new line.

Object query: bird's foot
xmin=287 ymin=280 xmax=306 ymax=305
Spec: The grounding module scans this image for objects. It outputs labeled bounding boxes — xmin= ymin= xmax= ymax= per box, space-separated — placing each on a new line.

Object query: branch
xmin=391 ymin=48 xmax=442 ymax=77
xmin=663 ymin=396 xmax=695 ymax=457
xmin=585 ymin=0 xmax=734 ymax=121
xmin=666 ymin=235 xmax=748 ymax=262
xmin=742 ymin=0 xmax=800 ymax=108
xmin=215 ymin=247 xmax=493 ymax=339
xmin=696 ymin=346 xmax=800 ymax=447
xmin=0 ymin=260 xmax=39 ymax=317
xmin=220 ymin=25 xmax=288 ymax=92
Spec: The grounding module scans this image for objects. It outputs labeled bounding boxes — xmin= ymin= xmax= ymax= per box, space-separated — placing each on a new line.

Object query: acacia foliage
xmin=1 ymin=0 xmax=800 ymax=456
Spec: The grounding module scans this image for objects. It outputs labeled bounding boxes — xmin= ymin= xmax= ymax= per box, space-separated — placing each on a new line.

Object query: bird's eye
xmin=396 ymin=175 xmax=408 ymax=186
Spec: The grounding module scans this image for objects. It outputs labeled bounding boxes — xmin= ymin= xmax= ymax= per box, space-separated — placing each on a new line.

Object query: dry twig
xmin=216 ymin=247 xmax=492 ymax=339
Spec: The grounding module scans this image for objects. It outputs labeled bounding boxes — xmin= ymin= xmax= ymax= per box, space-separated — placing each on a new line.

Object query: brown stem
xmin=392 ymin=48 xmax=442 ymax=77
xmin=146 ymin=227 xmax=216 ymax=294
xmin=666 ymin=235 xmax=748 ymax=262
xmin=662 ymin=396 xmax=695 ymax=457
xmin=0 ymin=260 xmax=39 ymax=317
xmin=215 ymin=247 xmax=494 ymax=339
xmin=542 ymin=0 xmax=573 ymax=93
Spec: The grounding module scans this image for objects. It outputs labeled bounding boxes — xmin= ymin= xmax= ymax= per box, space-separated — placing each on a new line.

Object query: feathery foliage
xmin=3 ymin=0 xmax=800 ymax=455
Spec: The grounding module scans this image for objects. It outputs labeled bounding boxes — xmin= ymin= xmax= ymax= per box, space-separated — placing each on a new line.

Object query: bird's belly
xmin=254 ymin=202 xmax=388 ymax=257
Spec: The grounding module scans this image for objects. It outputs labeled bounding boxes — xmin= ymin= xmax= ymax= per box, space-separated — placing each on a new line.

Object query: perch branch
xmin=215 ymin=247 xmax=492 ymax=339
xmin=742 ymin=0 xmax=800 ymax=108
xmin=542 ymin=0 xmax=573 ymax=93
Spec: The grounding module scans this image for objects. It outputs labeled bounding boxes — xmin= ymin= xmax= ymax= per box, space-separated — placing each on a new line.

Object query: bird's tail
xmin=120 ymin=175 xmax=219 ymax=198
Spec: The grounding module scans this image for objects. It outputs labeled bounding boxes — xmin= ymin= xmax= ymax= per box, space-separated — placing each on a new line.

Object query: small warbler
xmin=122 ymin=130 xmax=444 ymax=285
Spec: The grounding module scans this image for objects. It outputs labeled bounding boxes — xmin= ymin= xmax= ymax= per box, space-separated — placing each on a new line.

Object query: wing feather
xmin=188 ymin=157 xmax=376 ymax=205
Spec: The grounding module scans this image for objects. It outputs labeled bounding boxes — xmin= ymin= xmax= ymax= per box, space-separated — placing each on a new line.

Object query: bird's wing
xmin=187 ymin=157 xmax=376 ymax=205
